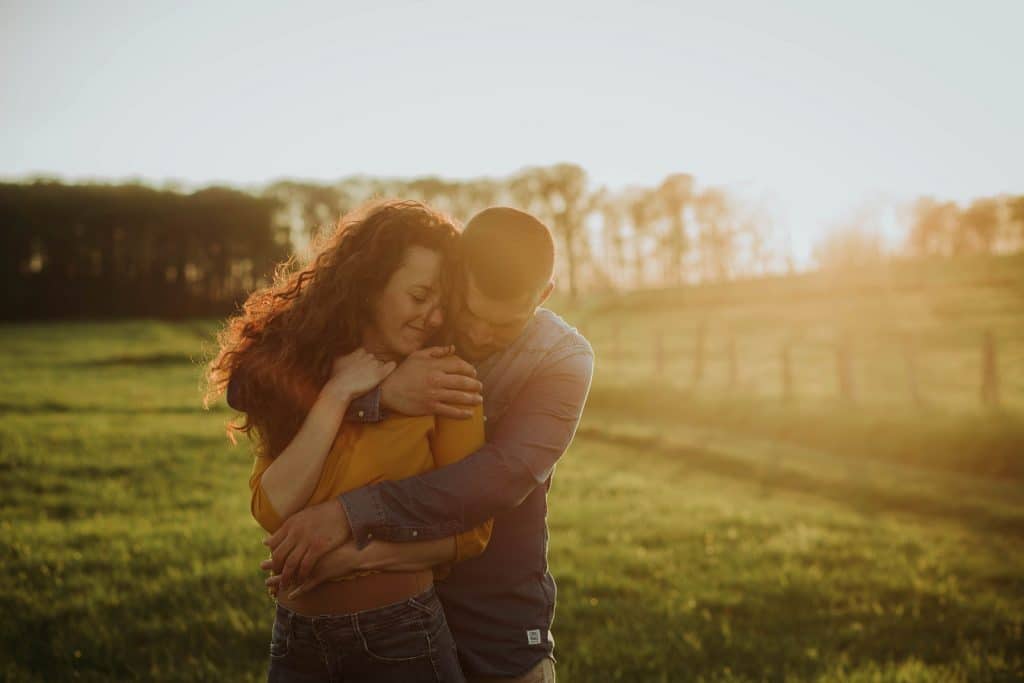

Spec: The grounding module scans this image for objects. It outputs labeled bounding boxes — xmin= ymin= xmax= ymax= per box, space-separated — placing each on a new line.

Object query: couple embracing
xmin=207 ymin=200 xmax=593 ymax=682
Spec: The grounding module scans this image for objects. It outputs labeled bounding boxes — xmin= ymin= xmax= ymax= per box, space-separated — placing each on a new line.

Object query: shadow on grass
xmin=577 ymin=427 xmax=1024 ymax=540
xmin=585 ymin=385 xmax=1024 ymax=481
xmin=0 ymin=402 xmax=228 ymax=416
xmin=0 ymin=572 xmax=272 ymax=681
xmin=554 ymin=572 xmax=1021 ymax=682
xmin=67 ymin=352 xmax=197 ymax=368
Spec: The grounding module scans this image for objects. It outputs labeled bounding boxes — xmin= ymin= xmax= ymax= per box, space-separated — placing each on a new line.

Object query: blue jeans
xmin=266 ymin=586 xmax=465 ymax=683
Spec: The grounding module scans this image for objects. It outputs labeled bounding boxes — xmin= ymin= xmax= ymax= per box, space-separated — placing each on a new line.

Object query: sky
xmin=2 ymin=0 xmax=1022 ymax=264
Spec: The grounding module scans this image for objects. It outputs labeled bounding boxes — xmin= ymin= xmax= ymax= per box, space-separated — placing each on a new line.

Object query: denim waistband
xmin=274 ymin=585 xmax=441 ymax=638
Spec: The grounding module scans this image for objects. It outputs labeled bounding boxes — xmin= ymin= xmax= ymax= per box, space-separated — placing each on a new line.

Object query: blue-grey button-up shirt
xmin=339 ymin=308 xmax=594 ymax=678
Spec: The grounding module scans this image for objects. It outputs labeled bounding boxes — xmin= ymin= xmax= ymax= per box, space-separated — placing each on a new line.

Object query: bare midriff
xmin=278 ymin=569 xmax=434 ymax=617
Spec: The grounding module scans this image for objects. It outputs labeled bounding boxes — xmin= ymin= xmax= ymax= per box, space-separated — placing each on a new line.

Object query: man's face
xmin=452 ymin=273 xmax=545 ymax=363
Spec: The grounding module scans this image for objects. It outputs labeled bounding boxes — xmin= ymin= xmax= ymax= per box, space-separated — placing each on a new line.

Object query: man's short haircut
xmin=461 ymin=207 xmax=555 ymax=300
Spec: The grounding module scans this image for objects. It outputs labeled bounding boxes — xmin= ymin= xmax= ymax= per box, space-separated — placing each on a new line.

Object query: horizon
xmin=3 ymin=1 xmax=1023 ymax=265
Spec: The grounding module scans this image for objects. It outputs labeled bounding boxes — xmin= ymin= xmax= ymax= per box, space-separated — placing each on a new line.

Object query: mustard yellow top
xmin=248 ymin=404 xmax=491 ymax=580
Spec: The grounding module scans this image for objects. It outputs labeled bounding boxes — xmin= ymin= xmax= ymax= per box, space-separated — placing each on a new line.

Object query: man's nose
xmin=469 ymin=323 xmax=492 ymax=347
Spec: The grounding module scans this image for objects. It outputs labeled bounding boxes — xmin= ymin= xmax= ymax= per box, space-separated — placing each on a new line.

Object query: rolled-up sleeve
xmin=340 ymin=339 xmax=594 ymax=548
xmin=345 ymin=386 xmax=384 ymax=423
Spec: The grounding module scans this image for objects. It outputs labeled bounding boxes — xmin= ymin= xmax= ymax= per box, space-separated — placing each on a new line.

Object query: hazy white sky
xmin=2 ymin=0 xmax=1022 ymax=262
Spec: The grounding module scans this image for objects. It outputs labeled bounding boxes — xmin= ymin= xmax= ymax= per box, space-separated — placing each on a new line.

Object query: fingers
xmin=288 ymin=571 xmax=328 ymax=600
xmin=279 ymin=543 xmax=309 ymax=592
xmin=440 ymin=354 xmax=477 ymax=378
xmin=270 ymin=532 xmax=297 ymax=574
xmin=435 ymin=389 xmax=483 ymax=408
xmin=260 ymin=558 xmax=274 ymax=571
xmin=438 ymin=374 xmax=483 ymax=394
xmin=295 ymin=543 xmax=325 ymax=585
xmin=434 ymin=403 xmax=476 ymax=420
xmin=419 ymin=345 xmax=453 ymax=359
xmin=264 ymin=525 xmax=287 ymax=551
xmin=376 ymin=360 xmax=397 ymax=379
xmin=265 ymin=574 xmax=282 ymax=588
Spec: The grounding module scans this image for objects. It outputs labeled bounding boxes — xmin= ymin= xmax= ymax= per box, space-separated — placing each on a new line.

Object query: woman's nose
xmin=426 ymin=305 xmax=444 ymax=330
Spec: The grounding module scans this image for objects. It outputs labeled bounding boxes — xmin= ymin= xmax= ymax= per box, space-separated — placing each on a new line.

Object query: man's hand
xmin=264 ymin=498 xmax=351 ymax=591
xmin=263 ymin=542 xmax=360 ymax=599
xmin=381 ymin=346 xmax=482 ymax=419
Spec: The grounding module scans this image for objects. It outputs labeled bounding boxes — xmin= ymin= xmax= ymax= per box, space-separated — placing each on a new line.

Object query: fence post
xmin=692 ymin=322 xmax=706 ymax=384
xmin=781 ymin=341 xmax=793 ymax=401
xmin=836 ymin=338 xmax=854 ymax=403
xmin=981 ymin=330 xmax=999 ymax=407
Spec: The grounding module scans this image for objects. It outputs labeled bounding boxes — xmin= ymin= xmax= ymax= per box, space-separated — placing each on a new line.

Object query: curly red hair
xmin=206 ymin=199 xmax=460 ymax=458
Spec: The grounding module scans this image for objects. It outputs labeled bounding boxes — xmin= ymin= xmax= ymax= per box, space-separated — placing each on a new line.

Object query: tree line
xmin=907 ymin=195 xmax=1024 ymax=257
xmin=3 ymin=168 xmax=1022 ymax=319
xmin=1 ymin=182 xmax=288 ymax=319
xmin=265 ymin=165 xmax=772 ymax=298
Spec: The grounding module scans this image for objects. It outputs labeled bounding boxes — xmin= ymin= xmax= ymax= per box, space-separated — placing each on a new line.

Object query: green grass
xmin=3 ymin=255 xmax=1024 ymax=681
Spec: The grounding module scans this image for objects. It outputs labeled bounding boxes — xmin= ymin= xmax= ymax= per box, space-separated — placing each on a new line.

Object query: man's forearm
xmin=351 ymin=536 xmax=457 ymax=572
xmin=340 ymin=344 xmax=594 ymax=546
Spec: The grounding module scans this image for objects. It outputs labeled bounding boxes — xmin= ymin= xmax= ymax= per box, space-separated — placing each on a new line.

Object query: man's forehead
xmin=463 ymin=273 xmax=535 ymax=323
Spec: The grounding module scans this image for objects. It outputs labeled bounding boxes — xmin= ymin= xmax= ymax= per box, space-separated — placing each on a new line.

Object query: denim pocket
xmin=357 ymin=611 xmax=432 ymax=663
xmin=269 ymin=611 xmax=291 ymax=659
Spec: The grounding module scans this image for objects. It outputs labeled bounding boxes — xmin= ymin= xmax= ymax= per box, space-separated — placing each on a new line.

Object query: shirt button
xmin=357 ymin=410 xmax=365 ymax=418
xmin=411 ymin=530 xmax=419 ymax=537
xmin=483 ymin=415 xmax=488 ymax=422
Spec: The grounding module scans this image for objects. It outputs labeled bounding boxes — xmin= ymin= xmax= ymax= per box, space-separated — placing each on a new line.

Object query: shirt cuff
xmin=338 ymin=487 xmax=385 ymax=549
xmin=345 ymin=386 xmax=384 ymax=423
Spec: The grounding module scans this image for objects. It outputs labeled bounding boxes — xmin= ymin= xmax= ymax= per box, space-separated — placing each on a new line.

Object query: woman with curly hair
xmin=207 ymin=199 xmax=490 ymax=683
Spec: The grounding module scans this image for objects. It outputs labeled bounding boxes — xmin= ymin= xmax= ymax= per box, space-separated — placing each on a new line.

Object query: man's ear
xmin=537 ymin=279 xmax=555 ymax=307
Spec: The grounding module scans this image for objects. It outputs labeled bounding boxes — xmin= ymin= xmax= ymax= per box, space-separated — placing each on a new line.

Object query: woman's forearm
xmin=259 ymin=382 xmax=351 ymax=519
xmin=351 ymin=537 xmax=457 ymax=573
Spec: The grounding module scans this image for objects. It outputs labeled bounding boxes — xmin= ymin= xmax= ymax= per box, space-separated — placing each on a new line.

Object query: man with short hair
xmin=262 ymin=206 xmax=594 ymax=682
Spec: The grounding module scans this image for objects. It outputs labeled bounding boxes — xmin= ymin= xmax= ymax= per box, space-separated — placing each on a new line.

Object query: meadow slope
xmin=3 ymin=256 xmax=1023 ymax=681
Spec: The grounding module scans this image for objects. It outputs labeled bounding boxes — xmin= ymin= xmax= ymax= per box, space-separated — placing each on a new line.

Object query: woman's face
xmin=362 ymin=245 xmax=445 ymax=359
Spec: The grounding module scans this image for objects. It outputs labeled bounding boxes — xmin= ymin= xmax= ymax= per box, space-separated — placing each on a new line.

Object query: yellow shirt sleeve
xmin=248 ymin=454 xmax=284 ymax=533
xmin=429 ymin=404 xmax=494 ymax=579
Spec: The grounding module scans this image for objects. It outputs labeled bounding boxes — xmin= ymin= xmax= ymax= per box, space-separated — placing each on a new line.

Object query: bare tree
xmin=694 ymin=187 xmax=738 ymax=281
xmin=907 ymin=197 xmax=959 ymax=256
xmin=655 ymin=173 xmax=695 ymax=286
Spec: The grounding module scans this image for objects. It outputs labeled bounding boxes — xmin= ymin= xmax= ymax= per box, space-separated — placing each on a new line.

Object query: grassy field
xmin=2 ymin=257 xmax=1023 ymax=681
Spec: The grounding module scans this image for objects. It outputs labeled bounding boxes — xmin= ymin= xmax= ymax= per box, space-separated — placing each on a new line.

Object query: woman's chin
xmin=393 ymin=338 xmax=424 ymax=357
